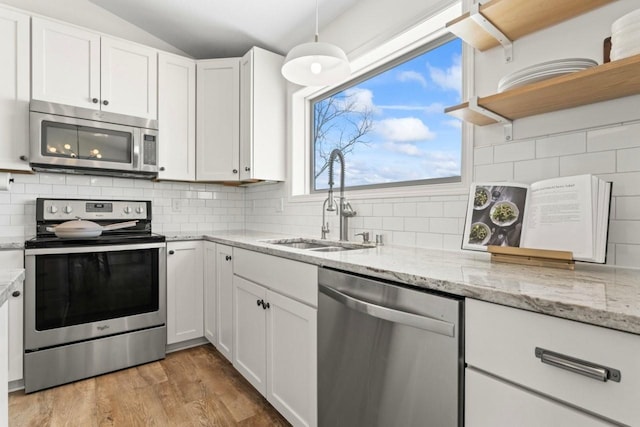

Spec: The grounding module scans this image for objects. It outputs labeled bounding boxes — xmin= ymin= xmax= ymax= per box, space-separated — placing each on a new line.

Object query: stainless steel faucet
xmin=321 ymin=197 xmax=336 ymax=239
xmin=326 ymin=149 xmax=356 ymax=241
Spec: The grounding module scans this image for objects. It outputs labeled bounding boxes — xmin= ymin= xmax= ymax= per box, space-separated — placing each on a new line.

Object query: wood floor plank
xmin=10 ymin=345 xmax=290 ymax=427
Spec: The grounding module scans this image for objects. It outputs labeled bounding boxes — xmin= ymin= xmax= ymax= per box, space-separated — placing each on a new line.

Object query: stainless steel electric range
xmin=23 ymin=198 xmax=166 ymax=393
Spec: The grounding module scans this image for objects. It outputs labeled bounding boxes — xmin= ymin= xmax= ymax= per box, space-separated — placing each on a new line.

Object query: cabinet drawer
xmin=466 ymin=299 xmax=640 ymax=426
xmin=233 ymin=248 xmax=318 ymax=307
xmin=465 ymin=368 xmax=615 ymax=427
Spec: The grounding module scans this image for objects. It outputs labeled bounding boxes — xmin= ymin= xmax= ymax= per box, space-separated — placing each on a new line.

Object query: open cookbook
xmin=462 ymin=174 xmax=612 ymax=263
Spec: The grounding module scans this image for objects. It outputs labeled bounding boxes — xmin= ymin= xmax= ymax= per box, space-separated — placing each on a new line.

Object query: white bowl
xmin=612 ymin=8 xmax=640 ymax=33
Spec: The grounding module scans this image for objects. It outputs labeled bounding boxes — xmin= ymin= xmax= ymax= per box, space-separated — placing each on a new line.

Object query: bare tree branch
xmin=313 ymin=92 xmax=374 ymax=180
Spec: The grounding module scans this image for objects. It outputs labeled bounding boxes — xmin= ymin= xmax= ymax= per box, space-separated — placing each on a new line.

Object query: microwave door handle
xmin=133 ymin=129 xmax=141 ymax=169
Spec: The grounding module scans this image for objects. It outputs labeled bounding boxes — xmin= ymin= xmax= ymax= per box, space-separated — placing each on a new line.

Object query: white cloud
xmin=427 ymin=54 xmax=462 ymax=95
xmin=341 ymin=88 xmax=380 ymax=113
xmin=424 ymin=102 xmax=445 ymax=114
xmin=383 ymin=142 xmax=423 ymax=156
xmin=444 ymin=119 xmax=462 ymax=129
xmin=377 ymin=102 xmax=444 ymax=115
xmin=397 ymin=70 xmax=427 ymax=88
xmin=374 ymin=117 xmax=435 ymax=142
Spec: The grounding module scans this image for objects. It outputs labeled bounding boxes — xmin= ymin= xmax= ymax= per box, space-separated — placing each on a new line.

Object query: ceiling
xmin=88 ymin=0 xmax=360 ymax=59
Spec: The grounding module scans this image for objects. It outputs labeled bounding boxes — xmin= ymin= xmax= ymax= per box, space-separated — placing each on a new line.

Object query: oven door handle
xmin=25 ymin=242 xmax=166 ymax=255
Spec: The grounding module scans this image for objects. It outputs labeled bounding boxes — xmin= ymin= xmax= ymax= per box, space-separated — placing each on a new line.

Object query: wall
xmin=245 ymin=0 xmax=640 ymax=268
xmin=0 ymin=173 xmax=244 ymax=240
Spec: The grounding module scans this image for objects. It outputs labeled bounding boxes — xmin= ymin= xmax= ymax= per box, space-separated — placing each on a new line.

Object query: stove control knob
xmin=63 ymin=205 xmax=73 ymax=214
xmin=49 ymin=205 xmax=58 ymax=214
xmin=136 ymin=206 xmax=144 ymax=214
xmin=123 ymin=206 xmax=132 ymax=214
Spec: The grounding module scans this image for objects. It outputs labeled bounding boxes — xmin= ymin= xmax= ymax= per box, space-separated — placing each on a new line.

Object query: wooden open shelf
xmin=445 ymin=54 xmax=640 ymax=125
xmin=446 ymin=0 xmax=613 ymax=51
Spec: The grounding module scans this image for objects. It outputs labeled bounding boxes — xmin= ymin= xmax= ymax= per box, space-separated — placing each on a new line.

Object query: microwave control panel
xmin=41 ymin=199 xmax=149 ymax=221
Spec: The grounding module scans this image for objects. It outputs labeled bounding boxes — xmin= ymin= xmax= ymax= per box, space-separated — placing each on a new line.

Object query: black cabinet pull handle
xmin=92 ymin=98 xmax=99 ymax=103
xmin=102 ymin=100 xmax=109 ymax=106
xmin=12 ymin=290 xmax=20 ymax=298
xmin=232 ymin=169 xmax=238 ymax=174
xmin=257 ymin=299 xmax=262 ymax=306
xmin=159 ymin=166 xmax=165 ymax=171
xmin=225 ymin=255 xmax=232 ymax=261
xmin=168 ymin=250 xmax=175 ymax=255
xmin=244 ymin=166 xmax=250 ymax=171
xmin=19 ymin=155 xmax=27 ymax=161
xmin=265 ymin=302 xmax=270 ymax=309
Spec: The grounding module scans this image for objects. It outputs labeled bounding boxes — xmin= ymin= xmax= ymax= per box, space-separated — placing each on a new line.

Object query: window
xmin=311 ymin=36 xmax=462 ymax=192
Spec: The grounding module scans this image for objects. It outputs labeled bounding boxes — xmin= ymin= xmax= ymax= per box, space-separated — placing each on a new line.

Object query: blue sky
xmin=314 ymin=38 xmax=462 ymax=190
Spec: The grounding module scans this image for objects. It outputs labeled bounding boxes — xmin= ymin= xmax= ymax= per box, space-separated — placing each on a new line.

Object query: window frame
xmin=287 ymin=1 xmax=473 ymax=203
xmin=309 ymin=33 xmax=463 ymax=194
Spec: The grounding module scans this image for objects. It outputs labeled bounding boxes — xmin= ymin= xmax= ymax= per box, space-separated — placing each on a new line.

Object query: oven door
xmin=24 ymin=242 xmax=166 ymax=350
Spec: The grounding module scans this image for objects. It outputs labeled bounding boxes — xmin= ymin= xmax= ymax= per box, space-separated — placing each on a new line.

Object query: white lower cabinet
xmin=0 ymin=250 xmax=24 ymax=385
xmin=1 ymin=302 xmax=8 ymax=427
xmin=233 ymin=248 xmax=317 ymax=427
xmin=465 ymin=299 xmax=640 ymax=426
xmin=203 ymin=241 xmax=217 ymax=345
xmin=166 ymin=241 xmax=204 ymax=345
xmin=215 ymin=244 xmax=234 ymax=362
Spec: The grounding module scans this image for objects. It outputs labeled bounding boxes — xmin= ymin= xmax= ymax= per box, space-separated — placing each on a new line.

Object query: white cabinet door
xmin=32 ymin=18 xmax=101 ymax=110
xmin=196 ymin=58 xmax=240 ymax=181
xmin=8 ymin=280 xmax=23 ymax=384
xmin=0 ymin=302 xmax=8 ymax=427
xmin=267 ymin=289 xmax=317 ymax=427
xmin=166 ymin=241 xmax=204 ymax=345
xmin=216 ymin=244 xmax=234 ymax=361
xmin=239 ymin=47 xmax=285 ymax=182
xmin=0 ymin=250 xmax=24 ymax=385
xmin=0 ymin=8 xmax=30 ymax=171
xmin=465 ymin=368 xmax=615 ymax=427
xmin=101 ymin=36 xmax=158 ymax=119
xmin=233 ymin=275 xmax=267 ymax=395
xmin=203 ymin=241 xmax=217 ymax=345
xmin=158 ymin=53 xmax=196 ymax=181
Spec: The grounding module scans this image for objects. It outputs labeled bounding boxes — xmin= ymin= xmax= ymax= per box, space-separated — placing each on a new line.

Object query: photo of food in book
xmin=462 ymin=175 xmax=612 ymax=263
xmin=467 ymin=185 xmax=527 ymax=247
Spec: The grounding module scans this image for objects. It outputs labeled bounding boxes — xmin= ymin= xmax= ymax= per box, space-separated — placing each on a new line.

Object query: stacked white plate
xmin=497 ymin=58 xmax=598 ymax=93
xmin=611 ymin=8 xmax=640 ymax=61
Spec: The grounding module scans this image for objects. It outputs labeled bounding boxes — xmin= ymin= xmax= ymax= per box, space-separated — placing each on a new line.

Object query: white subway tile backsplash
xmin=493 ymin=140 xmax=535 ymax=163
xmin=416 ymin=202 xmax=444 ymax=217
xmin=514 ymin=158 xmax=559 ymax=183
xmin=587 ymin=122 xmax=640 ymax=152
xmin=473 ymin=146 xmax=493 ymax=165
xmin=617 ymin=147 xmax=640 ymax=173
xmin=443 ymin=201 xmax=467 ymax=218
xmin=429 ymin=218 xmax=458 ymax=234
xmin=65 ymin=175 xmax=91 ymax=186
xmin=393 ymin=203 xmax=417 ymax=217
xmin=382 ymin=217 xmax=404 ymax=231
xmin=615 ymin=244 xmax=640 ymax=268
xmin=474 ymin=162 xmax=513 ymax=182
xmin=608 ymin=220 xmax=640 ymax=245
xmin=599 ymin=172 xmax=640 ymax=196
xmin=536 ymin=132 xmax=586 ymax=158
xmin=404 ymin=217 xmax=429 ymax=232
xmin=616 ymin=197 xmax=640 ymax=220
xmin=560 ymin=151 xmax=615 ymax=176
xmin=392 ymin=231 xmax=416 ymax=246
xmin=416 ymin=232 xmax=443 ymax=249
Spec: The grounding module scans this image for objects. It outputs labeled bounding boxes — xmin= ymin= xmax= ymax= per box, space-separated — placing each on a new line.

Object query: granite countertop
xmin=166 ymin=230 xmax=640 ymax=336
xmin=0 ymin=269 xmax=25 ymax=307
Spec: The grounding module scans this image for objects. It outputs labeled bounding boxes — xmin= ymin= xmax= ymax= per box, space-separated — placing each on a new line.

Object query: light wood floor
xmin=9 ymin=344 xmax=290 ymax=427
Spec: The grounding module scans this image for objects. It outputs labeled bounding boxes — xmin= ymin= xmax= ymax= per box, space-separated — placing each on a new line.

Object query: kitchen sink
xmin=263 ymin=238 xmax=374 ymax=252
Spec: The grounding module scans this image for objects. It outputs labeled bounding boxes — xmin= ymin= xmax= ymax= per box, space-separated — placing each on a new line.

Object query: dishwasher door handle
xmin=319 ymin=284 xmax=455 ymax=337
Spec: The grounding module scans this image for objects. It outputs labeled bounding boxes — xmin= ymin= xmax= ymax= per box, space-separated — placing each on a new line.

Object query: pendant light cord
xmin=315 ymin=0 xmax=319 ymax=42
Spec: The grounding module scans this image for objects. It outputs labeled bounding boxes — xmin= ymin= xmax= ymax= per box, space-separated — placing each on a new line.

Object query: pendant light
xmin=281 ymin=0 xmax=350 ymax=86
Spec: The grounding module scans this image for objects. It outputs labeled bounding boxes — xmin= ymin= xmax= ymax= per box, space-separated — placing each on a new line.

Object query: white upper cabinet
xmin=196 ymin=58 xmax=240 ymax=181
xmin=32 ymin=18 xmax=100 ymax=111
xmin=32 ymin=17 xmax=158 ymax=120
xmin=240 ymin=47 xmax=286 ymax=182
xmin=100 ymin=36 xmax=157 ymax=119
xmin=0 ymin=7 xmax=30 ymax=171
xmin=158 ymin=53 xmax=196 ymax=181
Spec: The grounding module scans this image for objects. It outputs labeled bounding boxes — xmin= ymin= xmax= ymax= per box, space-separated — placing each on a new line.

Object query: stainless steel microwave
xmin=29 ymin=100 xmax=158 ymax=178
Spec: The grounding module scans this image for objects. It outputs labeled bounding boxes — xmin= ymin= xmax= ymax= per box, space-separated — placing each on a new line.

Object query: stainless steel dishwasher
xmin=318 ymin=268 xmax=463 ymax=427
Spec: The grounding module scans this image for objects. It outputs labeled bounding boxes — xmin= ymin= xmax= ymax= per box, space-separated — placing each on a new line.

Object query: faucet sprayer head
xmin=326 ymin=189 xmax=336 ymax=211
